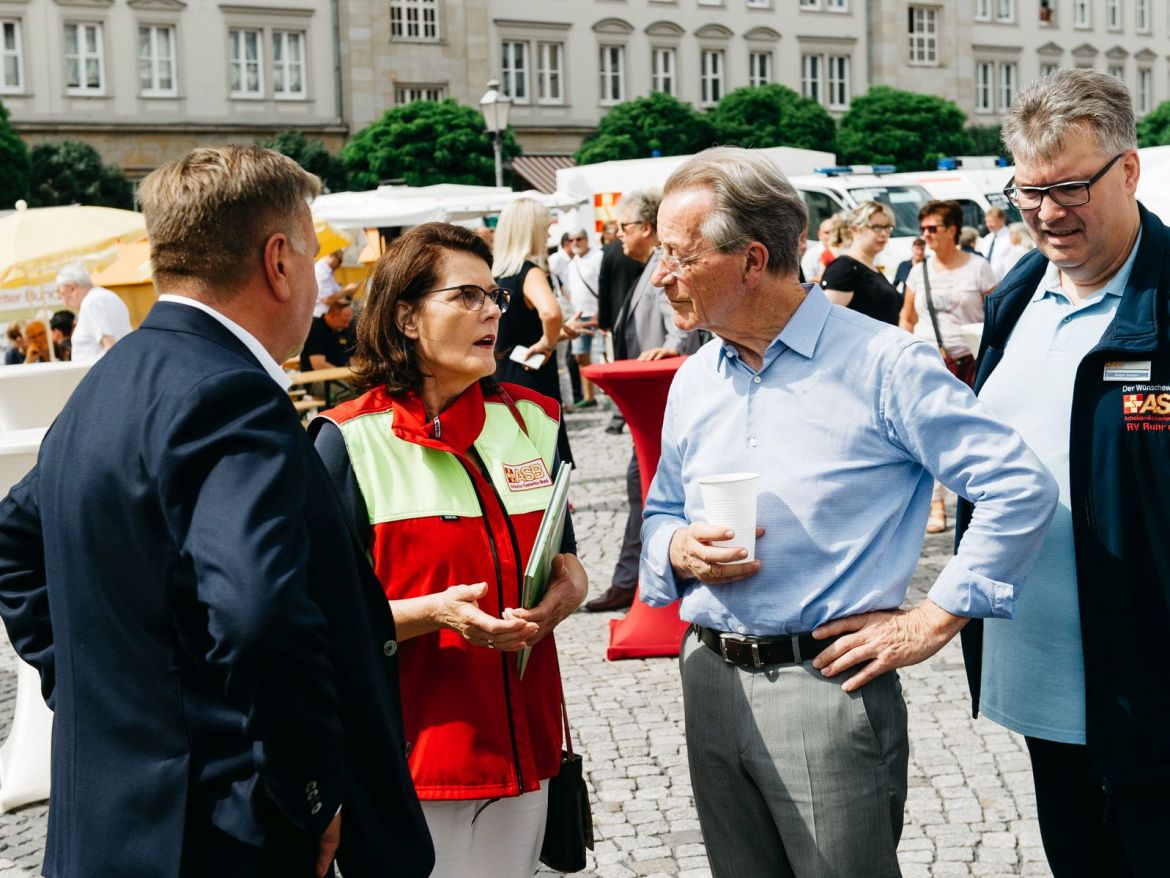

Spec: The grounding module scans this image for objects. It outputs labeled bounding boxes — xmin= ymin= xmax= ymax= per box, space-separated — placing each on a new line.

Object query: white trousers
xmin=421 ymin=780 xmax=549 ymax=878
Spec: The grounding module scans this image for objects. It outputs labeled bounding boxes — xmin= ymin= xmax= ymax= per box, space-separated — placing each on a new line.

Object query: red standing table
xmin=582 ymin=357 xmax=691 ymax=660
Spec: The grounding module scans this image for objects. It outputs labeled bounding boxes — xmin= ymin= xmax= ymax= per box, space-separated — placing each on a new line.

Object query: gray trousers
xmin=680 ymin=628 xmax=908 ymax=878
xmin=610 ymin=450 xmax=641 ymax=591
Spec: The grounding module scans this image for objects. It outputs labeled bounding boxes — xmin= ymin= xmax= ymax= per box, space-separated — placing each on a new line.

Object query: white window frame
xmin=1039 ymin=62 xmax=1059 ymax=77
xmin=651 ymin=47 xmax=676 ymax=95
xmin=746 ymin=0 xmax=772 ymax=8
xmin=698 ymin=0 xmax=723 ymax=6
xmin=65 ymin=22 xmax=106 ymax=96
xmin=1136 ymin=0 xmax=1150 ymax=32
xmin=800 ymin=0 xmax=821 ymax=9
xmin=228 ymin=27 xmax=264 ymax=98
xmin=826 ymin=0 xmax=848 ymax=10
xmin=998 ymin=61 xmax=1017 ymax=110
xmin=1106 ymin=0 xmax=1121 ymax=30
xmin=536 ymin=41 xmax=563 ymax=104
xmin=389 ymin=0 xmax=439 ymax=42
xmin=138 ymin=24 xmax=177 ymax=97
xmin=908 ymin=7 xmax=938 ymax=66
xmin=995 ymin=0 xmax=1015 ymax=22
xmin=272 ymin=29 xmax=305 ymax=99
xmin=801 ymin=53 xmax=822 ymax=103
xmin=975 ymin=61 xmax=994 ymax=113
xmin=975 ymin=0 xmax=991 ymax=21
xmin=827 ymin=55 xmax=850 ymax=109
xmin=700 ymin=48 xmax=724 ymax=107
xmin=500 ymin=40 xmax=529 ymax=103
xmin=749 ymin=51 xmax=772 ymax=87
xmin=1108 ymin=64 xmax=1124 ymax=81
xmin=599 ymin=44 xmax=625 ymax=105
xmin=1074 ymin=0 xmax=1090 ymax=28
xmin=1138 ymin=68 xmax=1152 ymax=114
xmin=1 ymin=19 xmax=23 ymax=93
xmin=394 ymin=85 xmax=444 ymax=104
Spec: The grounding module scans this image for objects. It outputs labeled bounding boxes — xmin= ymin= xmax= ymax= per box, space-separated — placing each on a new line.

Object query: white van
xmin=890 ymin=164 xmax=1020 ymax=234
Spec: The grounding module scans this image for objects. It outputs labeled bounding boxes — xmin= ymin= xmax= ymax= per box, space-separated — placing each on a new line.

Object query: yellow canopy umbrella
xmin=314 ymin=219 xmax=352 ymax=259
xmin=0 ymin=201 xmax=147 ymax=287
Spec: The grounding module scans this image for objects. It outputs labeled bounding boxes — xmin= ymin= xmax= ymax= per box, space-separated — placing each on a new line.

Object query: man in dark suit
xmin=0 ymin=145 xmax=433 ymax=878
xmin=596 ymin=229 xmax=646 ymax=433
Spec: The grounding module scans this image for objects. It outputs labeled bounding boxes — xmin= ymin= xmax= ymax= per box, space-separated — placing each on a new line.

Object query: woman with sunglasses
xmin=900 ymin=199 xmax=998 ymax=533
xmin=492 ymin=197 xmax=576 ymax=467
xmin=312 ymin=222 xmax=588 ymax=878
xmin=819 ymin=201 xmax=903 ymax=325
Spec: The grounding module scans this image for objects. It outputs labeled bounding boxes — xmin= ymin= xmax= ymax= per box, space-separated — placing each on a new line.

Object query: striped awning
xmin=511 ymin=155 xmax=576 ymax=194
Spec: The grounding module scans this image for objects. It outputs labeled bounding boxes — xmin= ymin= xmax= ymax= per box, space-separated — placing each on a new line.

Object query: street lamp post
xmin=478 ymin=79 xmax=513 ymax=188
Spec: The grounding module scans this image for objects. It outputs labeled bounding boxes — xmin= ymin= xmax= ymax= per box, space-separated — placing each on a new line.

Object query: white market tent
xmin=311 ymin=183 xmax=585 ymax=229
xmin=1137 ymin=145 xmax=1170 ymax=224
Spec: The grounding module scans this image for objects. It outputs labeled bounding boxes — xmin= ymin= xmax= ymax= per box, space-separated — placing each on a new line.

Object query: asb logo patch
xmin=502 ymin=458 xmax=553 ymax=492
xmin=1120 ymin=385 xmax=1170 ymax=432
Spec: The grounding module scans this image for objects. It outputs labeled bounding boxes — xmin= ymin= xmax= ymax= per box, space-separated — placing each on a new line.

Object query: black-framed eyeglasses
xmin=1003 ymin=153 xmax=1124 ymax=210
xmin=423 ymin=284 xmax=510 ymax=313
xmin=619 ymin=221 xmax=647 ymax=232
xmin=865 ymin=223 xmax=894 ymax=234
xmin=919 ymin=224 xmax=943 ymax=234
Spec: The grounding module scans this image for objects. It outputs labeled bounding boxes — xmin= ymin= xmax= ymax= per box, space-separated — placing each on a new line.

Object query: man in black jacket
xmin=958 ymin=68 xmax=1170 ymax=878
xmin=596 ymin=233 xmax=645 ymax=433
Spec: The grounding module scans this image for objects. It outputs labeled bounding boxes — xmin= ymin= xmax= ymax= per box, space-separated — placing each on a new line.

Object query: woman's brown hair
xmin=918 ymin=200 xmax=964 ymax=245
xmin=350 ymin=222 xmax=493 ymax=394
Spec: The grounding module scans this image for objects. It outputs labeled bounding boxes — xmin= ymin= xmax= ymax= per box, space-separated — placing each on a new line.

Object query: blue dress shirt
xmin=639 ymin=285 xmax=1059 ymax=636
xmin=976 ymin=237 xmax=1138 ymax=744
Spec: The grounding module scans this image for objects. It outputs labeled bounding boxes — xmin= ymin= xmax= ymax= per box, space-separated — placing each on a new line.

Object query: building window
xmin=273 ymin=30 xmax=305 ymax=98
xmin=1074 ymin=0 xmax=1090 ymax=28
xmin=975 ymin=61 xmax=993 ymax=112
xmin=827 ymin=55 xmax=850 ymax=108
xmin=599 ymin=44 xmax=624 ymax=104
xmin=1138 ymin=68 xmax=1152 ymax=114
xmin=800 ymin=0 xmax=821 ymax=8
xmin=700 ymin=49 xmax=724 ymax=106
xmin=537 ymin=41 xmax=563 ymax=104
xmin=749 ymin=51 xmax=772 ymax=87
xmin=395 ymin=85 xmax=444 ymax=103
xmin=228 ymin=28 xmax=263 ymax=97
xmin=501 ymin=40 xmax=528 ymax=103
xmin=908 ymin=7 xmax=938 ymax=66
xmin=1106 ymin=0 xmax=1120 ymax=29
xmin=1 ymin=19 xmax=23 ymax=92
xmin=975 ymin=0 xmax=991 ymax=20
xmin=390 ymin=0 xmax=439 ymax=41
xmin=999 ymin=61 xmax=1017 ymax=109
xmin=1136 ymin=0 xmax=1150 ymax=32
xmin=64 ymin=22 xmax=105 ymax=95
xmin=826 ymin=0 xmax=848 ymax=10
xmin=651 ymin=47 xmax=676 ymax=95
xmin=138 ymin=25 xmax=176 ymax=96
xmin=746 ymin=0 xmax=771 ymax=7
xmin=995 ymin=0 xmax=1015 ymax=21
xmin=1039 ymin=62 xmax=1059 ymax=77
xmin=801 ymin=54 xmax=821 ymax=103
xmin=1108 ymin=64 xmax=1124 ymax=80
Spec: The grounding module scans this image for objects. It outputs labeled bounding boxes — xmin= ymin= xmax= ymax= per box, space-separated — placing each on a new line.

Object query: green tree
xmin=0 ymin=100 xmax=30 ymax=208
xmin=573 ymin=92 xmax=715 ymax=165
xmin=1137 ymin=100 xmax=1170 ymax=147
xmin=708 ymin=85 xmax=836 ymax=153
xmin=259 ymin=129 xmax=349 ymax=192
xmin=342 ymin=100 xmax=520 ymax=189
xmin=27 ymin=140 xmax=133 ymax=209
xmin=966 ymin=124 xmax=1008 ymax=161
xmin=837 ymin=87 xmax=975 ymax=172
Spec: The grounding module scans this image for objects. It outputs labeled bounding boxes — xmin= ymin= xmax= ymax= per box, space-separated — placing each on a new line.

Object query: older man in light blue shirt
xmin=638 ymin=146 xmax=1058 ymax=878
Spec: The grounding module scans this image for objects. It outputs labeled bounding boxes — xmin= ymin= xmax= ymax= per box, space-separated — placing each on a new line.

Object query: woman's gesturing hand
xmin=434 ymin=582 xmax=537 ymax=652
xmin=506 ymin=554 xmax=588 ymax=647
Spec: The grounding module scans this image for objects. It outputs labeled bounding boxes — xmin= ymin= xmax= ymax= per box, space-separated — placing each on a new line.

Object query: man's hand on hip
xmin=668 ymin=524 xmax=764 ymax=584
xmin=810 ymin=599 xmax=967 ymax=692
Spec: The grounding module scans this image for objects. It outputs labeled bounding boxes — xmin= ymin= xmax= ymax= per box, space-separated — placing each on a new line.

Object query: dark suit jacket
xmin=596 ymin=240 xmax=644 ymax=331
xmin=0 ymin=302 xmax=432 ymax=878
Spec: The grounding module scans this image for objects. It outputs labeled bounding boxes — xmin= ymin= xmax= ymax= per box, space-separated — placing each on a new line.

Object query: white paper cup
xmin=698 ymin=472 xmax=759 ymax=563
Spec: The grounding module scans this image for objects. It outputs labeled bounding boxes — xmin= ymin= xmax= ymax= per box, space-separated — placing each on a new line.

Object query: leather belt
xmin=694 ymin=624 xmax=831 ymax=669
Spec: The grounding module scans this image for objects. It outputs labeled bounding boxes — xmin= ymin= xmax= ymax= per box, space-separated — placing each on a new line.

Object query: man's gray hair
xmin=55 ymin=263 xmax=93 ymax=289
xmin=620 ymin=189 xmax=662 ymax=229
xmin=663 ymin=146 xmax=807 ymax=277
xmin=1002 ymin=68 xmax=1136 ymax=165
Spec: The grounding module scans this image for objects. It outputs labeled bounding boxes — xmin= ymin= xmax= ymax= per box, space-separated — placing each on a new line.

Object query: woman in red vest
xmin=312 ymin=223 xmax=589 ymax=878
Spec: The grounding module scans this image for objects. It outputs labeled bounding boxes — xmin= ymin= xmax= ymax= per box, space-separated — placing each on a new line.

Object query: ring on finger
xmin=487 ymin=640 xmax=496 ymax=649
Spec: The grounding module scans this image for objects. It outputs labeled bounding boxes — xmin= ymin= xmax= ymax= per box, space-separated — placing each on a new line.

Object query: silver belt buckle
xmin=718 ymin=633 xmax=763 ymax=668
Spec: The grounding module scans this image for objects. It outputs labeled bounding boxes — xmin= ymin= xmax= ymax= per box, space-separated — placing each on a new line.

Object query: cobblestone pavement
xmin=0 ymin=405 xmax=1050 ymax=877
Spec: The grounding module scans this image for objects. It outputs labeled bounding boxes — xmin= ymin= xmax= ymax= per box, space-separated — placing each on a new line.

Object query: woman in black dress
xmin=819 ymin=200 xmax=903 ymax=325
xmin=492 ymin=197 xmax=573 ymax=464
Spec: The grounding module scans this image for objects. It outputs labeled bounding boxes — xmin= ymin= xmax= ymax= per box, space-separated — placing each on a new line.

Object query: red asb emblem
xmin=1121 ymin=388 xmax=1170 ymax=432
xmin=1123 ymin=394 xmax=1145 ymax=414
xmin=502 ymin=458 xmax=553 ymax=492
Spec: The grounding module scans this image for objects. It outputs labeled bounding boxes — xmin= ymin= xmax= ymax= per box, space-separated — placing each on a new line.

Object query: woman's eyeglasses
xmin=865 ymin=224 xmax=894 ymax=234
xmin=424 ymin=284 xmax=511 ymax=313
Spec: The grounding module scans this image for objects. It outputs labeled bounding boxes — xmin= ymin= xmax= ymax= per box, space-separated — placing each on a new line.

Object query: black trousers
xmin=610 ymin=450 xmax=641 ymax=591
xmin=1026 ymin=736 xmax=1170 ymax=878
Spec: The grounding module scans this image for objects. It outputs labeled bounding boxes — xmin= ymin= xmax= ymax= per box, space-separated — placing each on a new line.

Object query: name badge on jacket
xmin=502 ymin=458 xmax=553 ymax=492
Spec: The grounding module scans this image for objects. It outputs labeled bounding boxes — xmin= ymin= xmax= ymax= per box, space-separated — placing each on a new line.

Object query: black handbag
xmin=539 ymin=698 xmax=594 ymax=873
